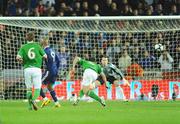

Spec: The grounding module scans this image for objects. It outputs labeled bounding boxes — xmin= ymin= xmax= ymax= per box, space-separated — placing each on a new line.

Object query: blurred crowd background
xmin=0 ymin=0 xmax=179 ymax=16
xmin=1 ymin=25 xmax=179 ymax=80
xmin=0 ymin=0 xmax=179 ymax=80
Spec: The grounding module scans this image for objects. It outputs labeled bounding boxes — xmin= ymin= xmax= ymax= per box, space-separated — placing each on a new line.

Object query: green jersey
xmin=17 ymin=42 xmax=46 ymax=69
xmin=79 ymin=58 xmax=102 ymax=74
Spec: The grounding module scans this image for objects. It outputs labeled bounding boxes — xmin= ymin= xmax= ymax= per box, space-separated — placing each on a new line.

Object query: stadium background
xmin=0 ymin=0 xmax=179 ymax=101
xmin=0 ymin=1 xmax=180 ymax=124
xmin=0 ymin=0 xmax=179 ymax=16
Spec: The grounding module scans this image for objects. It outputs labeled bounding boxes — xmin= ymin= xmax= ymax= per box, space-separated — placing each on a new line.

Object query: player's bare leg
xmin=122 ymin=78 xmax=130 ymax=87
xmin=114 ymin=80 xmax=128 ymax=102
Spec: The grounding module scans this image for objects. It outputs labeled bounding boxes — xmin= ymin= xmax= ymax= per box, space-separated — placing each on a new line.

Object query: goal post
xmin=0 ymin=16 xmax=180 ymax=32
xmin=0 ymin=16 xmax=179 ymax=100
xmin=0 ymin=40 xmax=3 ymax=99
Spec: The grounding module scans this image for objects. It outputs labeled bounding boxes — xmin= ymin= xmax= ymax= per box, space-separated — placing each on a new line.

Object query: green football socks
xmin=87 ymin=90 xmax=101 ymax=103
xmin=27 ymin=90 xmax=32 ymax=110
xmin=78 ymin=89 xmax=102 ymax=103
xmin=32 ymin=89 xmax=40 ymax=101
xmin=27 ymin=90 xmax=32 ymax=99
xmin=79 ymin=90 xmax=84 ymax=98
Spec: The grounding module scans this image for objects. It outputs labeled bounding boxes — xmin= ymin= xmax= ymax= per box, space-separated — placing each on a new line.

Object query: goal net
xmin=0 ymin=16 xmax=179 ymax=100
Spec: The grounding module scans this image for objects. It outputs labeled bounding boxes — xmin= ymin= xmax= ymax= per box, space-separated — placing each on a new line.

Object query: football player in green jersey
xmin=16 ymin=32 xmax=47 ymax=110
xmin=72 ymin=56 xmax=107 ymax=106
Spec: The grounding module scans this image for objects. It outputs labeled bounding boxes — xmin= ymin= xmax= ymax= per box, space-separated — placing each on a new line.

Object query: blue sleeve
xmin=55 ymin=53 xmax=60 ymax=69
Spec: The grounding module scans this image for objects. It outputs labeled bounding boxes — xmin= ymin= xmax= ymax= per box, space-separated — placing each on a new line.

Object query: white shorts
xmin=24 ymin=67 xmax=42 ymax=89
xmin=81 ymin=69 xmax=98 ymax=86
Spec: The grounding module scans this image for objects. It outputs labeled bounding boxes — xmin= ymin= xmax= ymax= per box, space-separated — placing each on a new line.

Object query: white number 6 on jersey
xmin=28 ymin=48 xmax=35 ymax=59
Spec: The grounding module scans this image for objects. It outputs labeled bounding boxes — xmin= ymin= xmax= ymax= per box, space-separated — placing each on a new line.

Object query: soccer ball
xmin=155 ymin=44 xmax=164 ymax=51
xmin=69 ymin=94 xmax=77 ymax=103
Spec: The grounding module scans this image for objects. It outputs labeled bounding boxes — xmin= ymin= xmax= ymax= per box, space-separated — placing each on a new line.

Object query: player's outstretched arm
xmin=113 ymin=66 xmax=125 ymax=80
xmin=72 ymin=56 xmax=80 ymax=71
xmin=38 ymin=42 xmax=47 ymax=59
xmin=68 ymin=56 xmax=80 ymax=80
xmin=43 ymin=54 xmax=47 ymax=59
xmin=16 ymin=55 xmax=23 ymax=64
xmin=110 ymin=64 xmax=130 ymax=86
xmin=122 ymin=78 xmax=130 ymax=86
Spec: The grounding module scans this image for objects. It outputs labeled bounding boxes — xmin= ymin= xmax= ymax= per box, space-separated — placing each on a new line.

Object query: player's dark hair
xmin=26 ymin=32 xmax=35 ymax=41
xmin=101 ymin=55 xmax=109 ymax=59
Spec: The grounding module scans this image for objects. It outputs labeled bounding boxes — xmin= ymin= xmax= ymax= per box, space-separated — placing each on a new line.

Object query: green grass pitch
xmin=0 ymin=100 xmax=180 ymax=124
